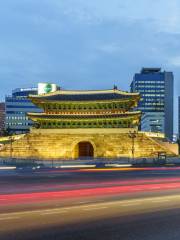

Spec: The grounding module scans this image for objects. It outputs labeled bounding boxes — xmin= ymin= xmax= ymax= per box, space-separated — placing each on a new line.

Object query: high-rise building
xmin=0 ymin=102 xmax=5 ymax=136
xmin=130 ymin=68 xmax=174 ymax=141
xmin=5 ymin=88 xmax=42 ymax=134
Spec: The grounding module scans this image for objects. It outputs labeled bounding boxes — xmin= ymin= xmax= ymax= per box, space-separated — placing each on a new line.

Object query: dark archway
xmin=78 ymin=141 xmax=94 ymax=158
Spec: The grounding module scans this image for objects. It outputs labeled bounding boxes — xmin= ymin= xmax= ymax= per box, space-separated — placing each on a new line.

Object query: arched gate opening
xmin=76 ymin=141 xmax=94 ymax=158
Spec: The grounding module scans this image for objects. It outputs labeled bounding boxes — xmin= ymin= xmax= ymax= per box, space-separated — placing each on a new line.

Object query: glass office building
xmin=5 ymin=88 xmax=42 ymax=134
xmin=0 ymin=102 xmax=5 ymax=136
xmin=130 ymin=68 xmax=174 ymax=141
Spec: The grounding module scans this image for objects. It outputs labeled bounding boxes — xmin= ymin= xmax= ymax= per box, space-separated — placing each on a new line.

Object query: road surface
xmin=1 ymin=167 xmax=180 ymax=239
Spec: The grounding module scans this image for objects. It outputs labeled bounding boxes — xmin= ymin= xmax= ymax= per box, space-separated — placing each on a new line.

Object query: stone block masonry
xmin=0 ymin=129 xmax=175 ymax=160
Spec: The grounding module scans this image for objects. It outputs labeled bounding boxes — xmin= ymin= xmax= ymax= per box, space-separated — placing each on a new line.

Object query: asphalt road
xmin=1 ymin=167 xmax=180 ymax=239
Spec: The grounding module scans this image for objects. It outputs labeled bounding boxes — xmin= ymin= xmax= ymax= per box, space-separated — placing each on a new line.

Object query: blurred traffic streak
xmin=1 ymin=167 xmax=180 ymax=239
xmin=1 ymin=194 xmax=180 ymax=240
xmin=1 ymin=178 xmax=180 ymax=205
xmin=78 ymin=166 xmax=180 ymax=172
xmin=59 ymin=165 xmax=96 ymax=168
xmin=13 ymin=166 xmax=178 ymax=176
xmin=105 ymin=164 xmax=132 ymax=167
xmin=2 ymin=176 xmax=180 ymax=195
xmin=0 ymin=166 xmax=16 ymax=170
xmin=58 ymin=164 xmax=133 ymax=168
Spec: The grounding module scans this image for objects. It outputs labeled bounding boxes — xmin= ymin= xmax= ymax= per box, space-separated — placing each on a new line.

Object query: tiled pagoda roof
xmin=29 ymin=89 xmax=140 ymax=102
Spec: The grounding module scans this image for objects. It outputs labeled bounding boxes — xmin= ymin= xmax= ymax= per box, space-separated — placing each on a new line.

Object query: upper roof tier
xmin=29 ymin=89 xmax=140 ymax=102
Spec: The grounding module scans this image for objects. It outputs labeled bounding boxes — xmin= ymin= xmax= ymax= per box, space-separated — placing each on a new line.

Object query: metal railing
xmin=0 ymin=156 xmax=180 ymax=168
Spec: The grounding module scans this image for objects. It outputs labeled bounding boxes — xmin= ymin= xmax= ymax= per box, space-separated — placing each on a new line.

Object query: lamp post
xmin=128 ymin=130 xmax=137 ymax=163
xmin=9 ymin=135 xmax=13 ymax=161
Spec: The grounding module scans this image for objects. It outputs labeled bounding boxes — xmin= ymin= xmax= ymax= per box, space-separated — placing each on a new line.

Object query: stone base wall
xmin=0 ymin=128 xmax=175 ymax=159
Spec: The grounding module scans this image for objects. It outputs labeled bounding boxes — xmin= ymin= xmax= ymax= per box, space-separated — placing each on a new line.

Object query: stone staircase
xmin=133 ymin=133 xmax=174 ymax=157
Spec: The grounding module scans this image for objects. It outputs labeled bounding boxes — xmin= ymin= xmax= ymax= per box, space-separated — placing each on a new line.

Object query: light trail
xmin=1 ymin=180 xmax=180 ymax=205
xmin=1 ymin=193 xmax=180 ymax=239
xmin=0 ymin=166 xmax=16 ymax=170
xmin=59 ymin=165 xmax=96 ymax=168
xmin=34 ymin=166 xmax=180 ymax=174
xmin=1 ymin=176 xmax=180 ymax=202
xmin=79 ymin=167 xmax=180 ymax=172
xmin=1 ymin=194 xmax=180 ymax=220
xmin=105 ymin=164 xmax=132 ymax=167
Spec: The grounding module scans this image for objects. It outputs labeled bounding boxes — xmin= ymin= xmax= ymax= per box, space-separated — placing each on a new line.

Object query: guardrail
xmin=0 ymin=156 xmax=180 ymax=168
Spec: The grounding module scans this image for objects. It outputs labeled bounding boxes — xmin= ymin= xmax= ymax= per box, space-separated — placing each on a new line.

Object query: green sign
xmin=44 ymin=84 xmax=53 ymax=93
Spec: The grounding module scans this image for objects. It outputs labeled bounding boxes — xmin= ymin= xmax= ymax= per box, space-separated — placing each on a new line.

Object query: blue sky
xmin=0 ymin=0 xmax=180 ymax=130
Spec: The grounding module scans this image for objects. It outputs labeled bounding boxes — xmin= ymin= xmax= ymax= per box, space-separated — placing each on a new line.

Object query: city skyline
xmin=0 ymin=1 xmax=180 ymax=131
xmin=1 ymin=3 xmax=180 ymax=240
xmin=2 ymin=73 xmax=179 ymax=133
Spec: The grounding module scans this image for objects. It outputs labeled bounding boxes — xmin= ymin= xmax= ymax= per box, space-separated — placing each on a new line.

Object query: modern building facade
xmin=0 ymin=102 xmax=5 ymax=136
xmin=130 ymin=68 xmax=174 ymax=141
xmin=5 ymin=88 xmax=42 ymax=134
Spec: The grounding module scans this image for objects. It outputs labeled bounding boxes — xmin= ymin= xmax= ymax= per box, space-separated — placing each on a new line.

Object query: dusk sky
xmin=0 ymin=0 xmax=180 ymax=131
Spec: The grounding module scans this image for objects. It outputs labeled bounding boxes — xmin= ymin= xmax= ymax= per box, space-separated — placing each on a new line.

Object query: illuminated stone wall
xmin=0 ymin=129 xmax=175 ymax=159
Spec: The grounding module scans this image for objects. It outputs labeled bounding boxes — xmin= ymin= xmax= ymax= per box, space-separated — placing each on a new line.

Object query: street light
xmin=9 ymin=135 xmax=13 ymax=161
xmin=128 ymin=130 xmax=137 ymax=162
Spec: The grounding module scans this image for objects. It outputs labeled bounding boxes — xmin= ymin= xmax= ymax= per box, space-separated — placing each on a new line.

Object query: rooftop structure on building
xmin=141 ymin=68 xmax=161 ymax=74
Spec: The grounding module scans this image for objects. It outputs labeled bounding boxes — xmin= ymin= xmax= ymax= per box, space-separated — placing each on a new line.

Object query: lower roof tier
xmin=28 ymin=111 xmax=141 ymax=120
xmin=33 ymin=117 xmax=140 ymax=129
xmin=29 ymin=113 xmax=141 ymax=129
